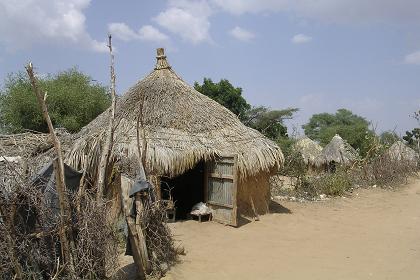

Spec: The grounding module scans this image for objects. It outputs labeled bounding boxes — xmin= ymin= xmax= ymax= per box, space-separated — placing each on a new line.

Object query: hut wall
xmin=237 ymin=172 xmax=270 ymax=217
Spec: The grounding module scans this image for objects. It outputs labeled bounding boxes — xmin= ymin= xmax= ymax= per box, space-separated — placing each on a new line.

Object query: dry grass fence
xmin=272 ymin=145 xmax=419 ymax=200
xmin=0 ymin=161 xmax=120 ymax=279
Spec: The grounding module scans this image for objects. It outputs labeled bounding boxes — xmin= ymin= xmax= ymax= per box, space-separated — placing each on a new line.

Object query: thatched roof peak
xmin=316 ymin=134 xmax=358 ymax=166
xmin=67 ymin=48 xmax=283 ymax=179
xmin=387 ymin=141 xmax=418 ymax=163
xmin=294 ymin=137 xmax=322 ymax=166
xmin=155 ymin=48 xmax=171 ymax=70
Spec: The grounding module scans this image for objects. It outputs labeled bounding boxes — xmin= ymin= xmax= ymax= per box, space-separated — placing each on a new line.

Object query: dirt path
xmin=160 ymin=179 xmax=420 ymax=280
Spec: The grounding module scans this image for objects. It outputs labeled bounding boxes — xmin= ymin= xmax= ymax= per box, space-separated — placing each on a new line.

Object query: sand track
xmin=162 ymin=179 xmax=420 ymax=280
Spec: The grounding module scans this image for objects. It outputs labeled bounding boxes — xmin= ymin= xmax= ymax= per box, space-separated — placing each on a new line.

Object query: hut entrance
xmin=160 ymin=161 xmax=205 ymax=220
xmin=159 ymin=155 xmax=239 ymax=226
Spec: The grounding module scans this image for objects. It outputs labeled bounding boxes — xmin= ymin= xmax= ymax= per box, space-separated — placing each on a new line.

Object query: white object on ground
xmin=190 ymin=202 xmax=212 ymax=215
xmin=0 ymin=156 xmax=22 ymax=163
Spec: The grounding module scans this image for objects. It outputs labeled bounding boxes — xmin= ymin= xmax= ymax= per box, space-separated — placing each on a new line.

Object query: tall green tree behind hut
xmin=194 ymin=78 xmax=251 ymax=120
xmin=194 ymin=77 xmax=298 ymax=141
xmin=0 ymin=69 xmax=110 ymax=133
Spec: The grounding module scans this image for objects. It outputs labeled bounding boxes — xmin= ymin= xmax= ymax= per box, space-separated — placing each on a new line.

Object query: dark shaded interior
xmin=160 ymin=161 xmax=205 ymax=220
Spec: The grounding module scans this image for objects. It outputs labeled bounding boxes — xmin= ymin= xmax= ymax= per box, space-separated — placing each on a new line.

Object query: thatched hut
xmin=316 ymin=134 xmax=358 ymax=171
xmin=293 ymin=137 xmax=323 ymax=167
xmin=67 ymin=48 xmax=283 ymax=226
xmin=386 ymin=141 xmax=418 ymax=164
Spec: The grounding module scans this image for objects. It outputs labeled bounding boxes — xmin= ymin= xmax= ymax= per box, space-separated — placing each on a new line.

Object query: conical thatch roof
xmin=386 ymin=141 xmax=418 ymax=163
xmin=316 ymin=134 xmax=358 ymax=166
xmin=293 ymin=137 xmax=322 ymax=166
xmin=66 ymin=48 xmax=283 ymax=179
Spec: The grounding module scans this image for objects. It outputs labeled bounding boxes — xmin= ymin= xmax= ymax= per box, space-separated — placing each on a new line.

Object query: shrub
xmin=0 ymin=69 xmax=110 ymax=133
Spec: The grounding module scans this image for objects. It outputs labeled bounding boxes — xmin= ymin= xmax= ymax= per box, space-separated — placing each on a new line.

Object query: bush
xmin=292 ymin=171 xmax=352 ymax=198
xmin=353 ymin=153 xmax=418 ymax=187
xmin=0 ymin=69 xmax=110 ymax=133
xmin=316 ymin=171 xmax=352 ymax=196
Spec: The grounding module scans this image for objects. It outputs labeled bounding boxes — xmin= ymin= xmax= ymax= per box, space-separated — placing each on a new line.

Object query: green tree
xmin=0 ymin=69 xmax=110 ymax=133
xmin=194 ymin=78 xmax=250 ymax=119
xmin=402 ymin=110 xmax=420 ymax=152
xmin=303 ymin=109 xmax=374 ymax=156
xmin=243 ymin=106 xmax=298 ymax=140
xmin=194 ymin=78 xmax=298 ymax=140
xmin=380 ymin=131 xmax=400 ymax=146
xmin=403 ymin=128 xmax=420 ymax=152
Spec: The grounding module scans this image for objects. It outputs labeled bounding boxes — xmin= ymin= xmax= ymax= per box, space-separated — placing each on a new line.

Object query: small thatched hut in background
xmin=316 ymin=134 xmax=358 ymax=171
xmin=293 ymin=137 xmax=323 ymax=168
xmin=386 ymin=141 xmax=418 ymax=165
xmin=67 ymin=48 xmax=283 ymax=226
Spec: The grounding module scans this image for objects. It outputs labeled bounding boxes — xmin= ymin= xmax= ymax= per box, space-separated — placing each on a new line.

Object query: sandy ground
xmin=120 ymin=179 xmax=420 ymax=280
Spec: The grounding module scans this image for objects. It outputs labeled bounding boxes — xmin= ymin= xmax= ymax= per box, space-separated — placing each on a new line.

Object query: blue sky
xmin=0 ymin=0 xmax=419 ymax=135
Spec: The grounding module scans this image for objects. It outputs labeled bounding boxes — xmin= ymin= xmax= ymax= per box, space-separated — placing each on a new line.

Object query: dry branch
xmin=25 ymin=63 xmax=76 ymax=276
xmin=96 ymin=34 xmax=117 ymax=200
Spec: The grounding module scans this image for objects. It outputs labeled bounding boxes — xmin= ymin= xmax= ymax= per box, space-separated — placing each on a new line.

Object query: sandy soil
xmin=120 ymin=179 xmax=420 ymax=280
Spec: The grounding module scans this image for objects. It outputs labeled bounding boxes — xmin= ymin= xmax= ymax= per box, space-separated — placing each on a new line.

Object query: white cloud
xmin=138 ymin=25 xmax=169 ymax=42
xmin=0 ymin=0 xmax=107 ymax=52
xmin=229 ymin=26 xmax=255 ymax=41
xmin=291 ymin=34 xmax=312 ymax=44
xmin=108 ymin=23 xmax=140 ymax=42
xmin=108 ymin=23 xmax=168 ymax=43
xmin=211 ymin=0 xmax=288 ymax=15
xmin=404 ymin=50 xmax=420 ymax=65
xmin=211 ymin=0 xmax=420 ymax=25
xmin=154 ymin=0 xmax=212 ymax=44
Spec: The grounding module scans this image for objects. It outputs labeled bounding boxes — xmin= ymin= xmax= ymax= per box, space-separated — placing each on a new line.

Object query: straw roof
xmin=293 ymin=137 xmax=322 ymax=166
xmin=67 ymin=48 xmax=283 ymax=179
xmin=316 ymin=134 xmax=358 ymax=166
xmin=0 ymin=129 xmax=72 ymax=170
xmin=386 ymin=141 xmax=418 ymax=163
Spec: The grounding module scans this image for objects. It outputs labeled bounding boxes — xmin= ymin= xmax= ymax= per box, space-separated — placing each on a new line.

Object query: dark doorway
xmin=160 ymin=161 xmax=205 ymax=220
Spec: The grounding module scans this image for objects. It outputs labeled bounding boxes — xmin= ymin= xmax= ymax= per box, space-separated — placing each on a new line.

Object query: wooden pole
xmin=96 ymin=34 xmax=117 ymax=200
xmin=25 ymin=63 xmax=76 ymax=277
xmin=134 ymin=193 xmax=151 ymax=273
xmin=136 ymin=103 xmax=147 ymax=181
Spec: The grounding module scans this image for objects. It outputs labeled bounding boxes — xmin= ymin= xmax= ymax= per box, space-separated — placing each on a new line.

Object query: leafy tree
xmin=380 ymin=131 xmax=400 ymax=146
xmin=194 ymin=77 xmax=298 ymax=140
xmin=243 ymin=106 xmax=298 ymax=140
xmin=194 ymin=78 xmax=250 ymax=119
xmin=0 ymin=69 xmax=110 ymax=133
xmin=403 ymin=128 xmax=420 ymax=151
xmin=302 ymin=109 xmax=374 ymax=156
xmin=403 ymin=110 xmax=420 ymax=152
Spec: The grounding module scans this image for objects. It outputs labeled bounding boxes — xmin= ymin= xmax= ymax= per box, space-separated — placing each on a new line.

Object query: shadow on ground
xmin=116 ymin=257 xmax=139 ymax=280
xmin=269 ymin=200 xmax=292 ymax=214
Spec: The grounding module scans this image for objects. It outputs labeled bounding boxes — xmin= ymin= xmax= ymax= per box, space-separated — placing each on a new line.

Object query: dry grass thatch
xmin=293 ymin=137 xmax=322 ymax=166
xmin=67 ymin=49 xmax=283 ymax=179
xmin=0 ymin=129 xmax=73 ymax=171
xmin=386 ymin=141 xmax=419 ymax=163
xmin=316 ymin=134 xmax=358 ymax=167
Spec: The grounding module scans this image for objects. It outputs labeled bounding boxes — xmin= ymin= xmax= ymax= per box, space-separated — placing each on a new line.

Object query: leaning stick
xmin=25 ymin=63 xmax=76 ymax=276
xmin=96 ymin=34 xmax=117 ymax=200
